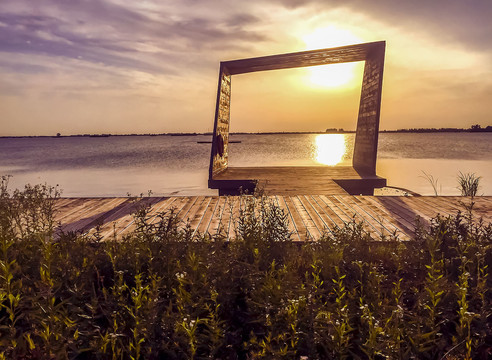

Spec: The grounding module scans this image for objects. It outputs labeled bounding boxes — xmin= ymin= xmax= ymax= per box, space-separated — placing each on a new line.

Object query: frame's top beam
xmin=222 ymin=41 xmax=385 ymax=75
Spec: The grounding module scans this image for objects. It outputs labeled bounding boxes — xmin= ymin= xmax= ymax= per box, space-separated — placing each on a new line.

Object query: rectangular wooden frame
xmin=209 ymin=41 xmax=386 ymax=189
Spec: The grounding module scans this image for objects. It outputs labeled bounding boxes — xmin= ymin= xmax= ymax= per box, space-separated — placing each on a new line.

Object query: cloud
xmin=0 ymin=14 xmax=169 ymax=73
xmin=273 ymin=0 xmax=492 ymax=52
xmin=0 ymin=0 xmax=267 ymax=76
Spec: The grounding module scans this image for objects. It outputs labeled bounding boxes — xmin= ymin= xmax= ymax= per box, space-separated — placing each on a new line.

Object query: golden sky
xmin=0 ymin=0 xmax=491 ymax=135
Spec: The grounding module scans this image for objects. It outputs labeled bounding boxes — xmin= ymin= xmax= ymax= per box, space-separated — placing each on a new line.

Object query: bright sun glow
xmin=315 ymin=134 xmax=347 ymax=166
xmin=308 ymin=63 xmax=357 ymax=87
xmin=303 ymin=26 xmax=362 ymax=88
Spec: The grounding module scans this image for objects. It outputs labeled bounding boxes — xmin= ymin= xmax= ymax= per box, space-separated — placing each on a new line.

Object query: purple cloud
xmin=0 ymin=0 xmax=266 ymax=76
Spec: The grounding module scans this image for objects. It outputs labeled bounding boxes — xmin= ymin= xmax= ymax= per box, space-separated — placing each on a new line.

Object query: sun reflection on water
xmin=315 ymin=134 xmax=348 ymax=165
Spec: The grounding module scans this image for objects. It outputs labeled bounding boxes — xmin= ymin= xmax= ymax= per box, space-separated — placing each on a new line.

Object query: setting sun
xmin=303 ymin=27 xmax=362 ymax=88
xmin=315 ymin=134 xmax=348 ymax=165
xmin=307 ymin=63 xmax=359 ymax=87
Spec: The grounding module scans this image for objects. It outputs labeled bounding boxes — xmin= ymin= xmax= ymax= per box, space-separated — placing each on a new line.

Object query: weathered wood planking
xmin=210 ymin=166 xmax=386 ymax=195
xmin=221 ymin=42 xmax=383 ymax=75
xmin=54 ymin=196 xmax=492 ymax=242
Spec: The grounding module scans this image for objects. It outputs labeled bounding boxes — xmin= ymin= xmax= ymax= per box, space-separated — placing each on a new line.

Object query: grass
xmin=457 ymin=172 xmax=481 ymax=197
xmin=0 ymin=176 xmax=491 ymax=359
xmin=420 ymin=171 xmax=441 ymax=196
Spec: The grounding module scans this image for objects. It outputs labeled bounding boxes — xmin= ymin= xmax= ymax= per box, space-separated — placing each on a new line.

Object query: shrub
xmin=0 ymin=180 xmax=491 ymax=359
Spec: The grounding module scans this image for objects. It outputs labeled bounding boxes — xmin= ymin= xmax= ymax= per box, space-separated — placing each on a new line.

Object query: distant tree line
xmin=381 ymin=124 xmax=492 ymax=133
xmin=3 ymin=125 xmax=491 ymax=139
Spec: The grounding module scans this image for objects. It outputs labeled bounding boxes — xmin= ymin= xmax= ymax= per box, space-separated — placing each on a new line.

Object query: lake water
xmin=0 ymin=133 xmax=491 ymax=196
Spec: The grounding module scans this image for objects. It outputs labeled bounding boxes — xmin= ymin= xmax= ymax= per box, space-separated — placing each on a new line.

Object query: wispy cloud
xmin=0 ymin=0 xmax=267 ymax=75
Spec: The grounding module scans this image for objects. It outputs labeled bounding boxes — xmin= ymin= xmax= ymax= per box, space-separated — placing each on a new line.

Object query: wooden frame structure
xmin=208 ymin=41 xmax=386 ymax=195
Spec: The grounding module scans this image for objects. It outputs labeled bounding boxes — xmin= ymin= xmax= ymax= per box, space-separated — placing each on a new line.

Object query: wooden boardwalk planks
xmin=52 ymin=196 xmax=492 ymax=241
xmin=210 ymin=166 xmax=387 ymax=195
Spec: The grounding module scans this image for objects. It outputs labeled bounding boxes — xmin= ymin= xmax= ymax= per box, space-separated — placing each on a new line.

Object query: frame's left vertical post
xmin=208 ymin=64 xmax=232 ymax=187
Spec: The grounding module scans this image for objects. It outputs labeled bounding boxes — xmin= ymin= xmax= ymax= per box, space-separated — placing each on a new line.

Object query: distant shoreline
xmin=1 ymin=126 xmax=491 ymax=138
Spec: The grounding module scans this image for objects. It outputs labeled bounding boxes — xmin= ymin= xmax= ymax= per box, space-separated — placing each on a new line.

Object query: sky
xmin=1 ymin=0 xmax=491 ymax=136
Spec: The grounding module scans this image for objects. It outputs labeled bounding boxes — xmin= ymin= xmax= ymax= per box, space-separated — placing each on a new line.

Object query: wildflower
xmin=393 ymin=305 xmax=404 ymax=319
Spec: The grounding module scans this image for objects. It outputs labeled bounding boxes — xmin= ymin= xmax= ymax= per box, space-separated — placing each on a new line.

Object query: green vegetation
xmin=458 ymin=172 xmax=481 ymax=197
xmin=0 ymin=176 xmax=491 ymax=359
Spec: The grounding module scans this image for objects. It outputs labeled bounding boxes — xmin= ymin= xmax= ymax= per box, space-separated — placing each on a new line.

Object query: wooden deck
xmin=209 ymin=166 xmax=387 ymax=195
xmin=54 ymin=195 xmax=492 ymax=242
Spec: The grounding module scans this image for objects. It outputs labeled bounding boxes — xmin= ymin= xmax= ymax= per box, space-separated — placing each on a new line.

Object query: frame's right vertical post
xmin=353 ymin=42 xmax=385 ymax=175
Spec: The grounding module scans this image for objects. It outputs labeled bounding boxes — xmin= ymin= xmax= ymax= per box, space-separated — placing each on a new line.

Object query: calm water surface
xmin=0 ymin=133 xmax=491 ymax=196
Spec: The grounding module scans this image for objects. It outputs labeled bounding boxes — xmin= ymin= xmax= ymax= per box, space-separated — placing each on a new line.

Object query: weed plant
xmin=457 ymin=172 xmax=481 ymax=197
xmin=0 ymin=177 xmax=491 ymax=359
